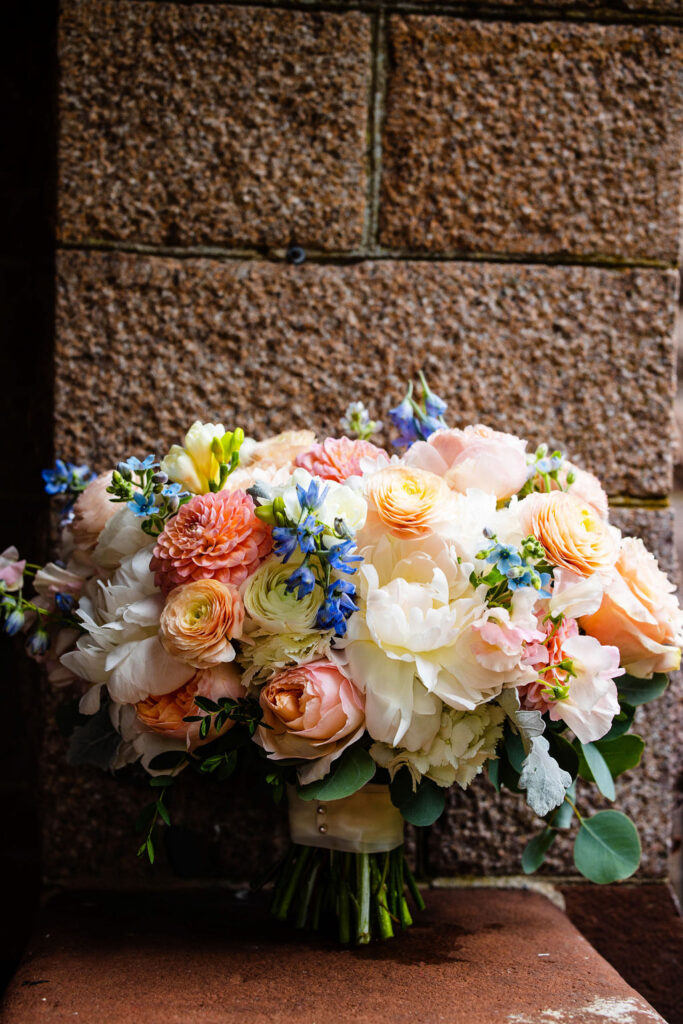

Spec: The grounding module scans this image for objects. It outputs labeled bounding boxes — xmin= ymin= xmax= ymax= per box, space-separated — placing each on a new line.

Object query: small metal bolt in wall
xmin=286 ymin=245 xmax=306 ymax=265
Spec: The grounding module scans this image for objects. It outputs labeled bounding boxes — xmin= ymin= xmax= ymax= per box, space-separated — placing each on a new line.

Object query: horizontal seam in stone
xmin=116 ymin=0 xmax=683 ymax=30
xmin=55 ymin=240 xmax=679 ymax=272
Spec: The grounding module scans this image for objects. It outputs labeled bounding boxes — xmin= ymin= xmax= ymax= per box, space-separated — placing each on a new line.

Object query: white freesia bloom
xmin=371 ymin=704 xmax=505 ymax=789
xmin=270 ymin=468 xmax=367 ymax=537
xmin=162 ymin=420 xmax=226 ymax=494
xmin=61 ymin=545 xmax=194 ymax=708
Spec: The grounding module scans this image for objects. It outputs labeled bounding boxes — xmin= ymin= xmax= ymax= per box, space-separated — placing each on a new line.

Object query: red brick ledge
xmin=1 ymin=888 xmax=666 ymax=1023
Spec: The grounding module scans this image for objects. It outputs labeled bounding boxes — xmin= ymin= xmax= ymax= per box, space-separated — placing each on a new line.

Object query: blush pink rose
xmin=580 ymin=536 xmax=683 ymax=678
xmin=135 ymin=663 xmax=246 ymax=750
xmin=151 ymin=489 xmax=272 ymax=596
xmin=254 ymin=660 xmax=365 ymax=783
xmin=295 ymin=436 xmax=387 ymax=483
xmin=405 ymin=425 xmax=528 ymax=500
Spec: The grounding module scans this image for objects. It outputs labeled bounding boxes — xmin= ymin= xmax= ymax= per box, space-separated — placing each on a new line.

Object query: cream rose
xmin=159 ymin=579 xmax=244 ymax=668
xmin=518 ymin=491 xmax=619 ymax=578
xmin=254 ymin=660 xmax=365 ymax=783
xmin=580 ymin=536 xmax=683 ymax=678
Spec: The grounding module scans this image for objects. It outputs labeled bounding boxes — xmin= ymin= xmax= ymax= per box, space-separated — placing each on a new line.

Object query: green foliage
xmin=393 ymin=777 xmax=445 ymax=827
xmin=573 ymin=811 xmax=641 ymax=884
xmin=67 ymin=704 xmax=120 ymax=770
xmin=579 ymin=742 xmax=616 ymax=801
xmin=298 ymin=745 xmax=376 ymax=802
xmin=522 ymin=827 xmax=556 ymax=873
xmin=577 ymin=734 xmax=645 ymax=786
xmin=617 ymin=673 xmax=668 ymax=707
xmin=136 ymin=776 xmax=176 ymax=865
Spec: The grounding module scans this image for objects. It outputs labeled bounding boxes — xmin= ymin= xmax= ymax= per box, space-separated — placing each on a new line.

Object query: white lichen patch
xmin=507 ymin=996 xmax=665 ymax=1024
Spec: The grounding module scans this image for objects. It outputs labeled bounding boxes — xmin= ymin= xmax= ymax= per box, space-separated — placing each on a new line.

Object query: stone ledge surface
xmin=0 ymin=889 xmax=666 ymax=1024
xmin=380 ymin=18 xmax=683 ymax=261
xmin=57 ymin=0 xmax=370 ymax=250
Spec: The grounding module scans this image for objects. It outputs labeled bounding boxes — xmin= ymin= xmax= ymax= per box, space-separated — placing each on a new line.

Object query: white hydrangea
xmin=370 ymin=703 xmax=505 ymax=789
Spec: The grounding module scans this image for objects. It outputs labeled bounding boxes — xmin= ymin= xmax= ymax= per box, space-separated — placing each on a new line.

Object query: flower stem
xmin=403 ymin=855 xmax=426 ymax=912
xmin=356 ymin=852 xmax=371 ymax=944
xmin=273 ymin=844 xmax=312 ymax=922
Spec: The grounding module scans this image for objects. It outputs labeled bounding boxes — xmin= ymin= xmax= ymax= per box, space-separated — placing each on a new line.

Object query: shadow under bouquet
xmin=3 ymin=376 xmax=681 ymax=944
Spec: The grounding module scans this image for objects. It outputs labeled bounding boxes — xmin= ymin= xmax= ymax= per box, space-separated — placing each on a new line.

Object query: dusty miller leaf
xmin=519 ymin=735 xmax=572 ymax=818
xmin=497 ymin=689 xmax=544 ymax=755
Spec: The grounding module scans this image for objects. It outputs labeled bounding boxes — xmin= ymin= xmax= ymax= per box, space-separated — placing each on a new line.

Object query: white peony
xmin=371 ymin=703 xmax=505 ymax=789
xmin=61 ymin=545 xmax=194 ymax=709
xmin=93 ymin=507 xmax=149 ymax=571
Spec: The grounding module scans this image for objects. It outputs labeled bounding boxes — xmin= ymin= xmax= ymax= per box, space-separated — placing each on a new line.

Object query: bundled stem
xmin=266 ymin=844 xmax=424 ymax=944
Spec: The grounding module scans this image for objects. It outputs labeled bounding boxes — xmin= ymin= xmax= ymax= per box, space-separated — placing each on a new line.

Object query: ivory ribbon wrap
xmin=287 ymin=783 xmax=404 ymax=854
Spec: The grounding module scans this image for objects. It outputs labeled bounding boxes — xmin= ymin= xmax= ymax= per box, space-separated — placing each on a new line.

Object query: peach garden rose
xmin=135 ymin=663 xmax=245 ymax=750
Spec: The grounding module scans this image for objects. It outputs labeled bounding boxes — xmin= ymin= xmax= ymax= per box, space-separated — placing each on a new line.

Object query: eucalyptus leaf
xmin=522 ymin=827 xmax=556 ymax=874
xmin=399 ymin=778 xmax=446 ymax=827
xmin=67 ymin=705 xmax=120 ymax=770
xmin=546 ymin=781 xmax=576 ymax=830
xmin=488 ymin=757 xmax=501 ymax=793
xmin=297 ymin=744 xmax=375 ymax=801
xmin=603 ymin=702 xmax=635 ymax=741
xmin=578 ymin=734 xmax=645 ymax=782
xmin=389 ymin=766 xmax=415 ymax=809
xmin=579 ymin=742 xmax=616 ymax=801
xmin=519 ymin=735 xmax=572 ymax=817
xmin=617 ymin=673 xmax=668 ymax=707
xmin=573 ymin=811 xmax=641 ymax=884
xmin=546 ymin=730 xmax=579 ymax=779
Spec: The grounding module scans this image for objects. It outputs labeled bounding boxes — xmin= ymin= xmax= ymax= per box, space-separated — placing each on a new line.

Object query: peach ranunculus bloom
xmin=546 ymin=462 xmax=608 ymax=519
xmin=151 ymin=489 xmax=272 ymax=595
xmin=241 ymin=430 xmax=317 ymax=471
xmin=135 ymin=663 xmax=245 ymax=750
xmin=295 ymin=436 xmax=387 ymax=483
xmin=364 ymin=465 xmax=452 ymax=539
xmin=160 ymin=578 xmax=244 ymax=669
xmin=580 ymin=536 xmax=683 ymax=678
xmin=254 ymin=660 xmax=365 ymax=783
xmin=518 ymin=491 xmax=619 ymax=578
xmin=405 ymin=424 xmax=528 ymax=501
xmin=71 ymin=471 xmax=119 ymax=551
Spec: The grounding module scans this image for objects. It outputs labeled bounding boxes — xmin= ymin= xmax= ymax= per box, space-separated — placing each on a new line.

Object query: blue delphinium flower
xmin=325 ymin=539 xmax=361 ymax=575
xmin=26 ymin=628 xmax=50 ymax=656
xmin=296 ymin=515 xmax=324 ymax=555
xmin=42 ymin=460 xmax=95 ymax=496
xmin=316 ymin=580 xmax=359 ymax=637
xmin=127 ymin=491 xmax=157 ymax=518
xmin=285 ymin=565 xmax=317 ymax=599
xmin=4 ymin=607 xmax=25 ymax=636
xmin=296 ymin=480 xmax=328 ymax=513
xmin=272 ymin=526 xmax=299 ymax=562
xmin=55 ymin=592 xmax=76 ymax=615
xmin=389 ymin=395 xmax=421 ymax=447
xmin=486 ymin=543 xmax=522 ymax=576
xmin=120 ymin=454 xmax=157 ymax=473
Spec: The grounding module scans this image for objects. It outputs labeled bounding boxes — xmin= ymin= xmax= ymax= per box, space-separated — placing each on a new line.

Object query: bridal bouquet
xmin=3 ymin=376 xmax=680 ymax=944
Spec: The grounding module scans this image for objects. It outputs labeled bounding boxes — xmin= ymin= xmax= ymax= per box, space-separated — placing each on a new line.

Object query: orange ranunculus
xmin=580 ymin=536 xmax=683 ymax=678
xmin=365 ymin=466 xmax=451 ymax=538
xmin=159 ymin=578 xmax=244 ymax=669
xmin=518 ymin=490 xmax=618 ymax=578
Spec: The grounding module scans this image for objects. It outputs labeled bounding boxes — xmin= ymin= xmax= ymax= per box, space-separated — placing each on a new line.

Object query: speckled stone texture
xmin=380 ymin=18 xmax=683 ymax=260
xmin=384 ymin=0 xmax=683 ymax=11
xmin=428 ymin=506 xmax=679 ymax=879
xmin=0 ymin=890 xmax=666 ymax=1024
xmin=54 ymin=251 xmax=677 ymax=496
xmin=57 ymin=0 xmax=370 ymax=250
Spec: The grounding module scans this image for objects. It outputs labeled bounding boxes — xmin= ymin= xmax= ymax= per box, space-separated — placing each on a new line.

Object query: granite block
xmin=57 ymin=0 xmax=370 ymax=250
xmin=380 ymin=18 xmax=683 ymax=261
xmin=55 ymin=251 xmax=677 ymax=496
xmin=427 ymin=506 xmax=679 ymax=879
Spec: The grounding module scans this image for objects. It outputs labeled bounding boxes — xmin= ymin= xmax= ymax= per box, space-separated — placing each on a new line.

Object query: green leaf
xmin=578 ymin=734 xmax=645 ymax=783
xmin=488 ymin=757 xmax=501 ymax=793
xmin=399 ymin=778 xmax=446 ymax=827
xmin=146 ymin=836 xmax=155 ymax=864
xmin=156 ymin=800 xmax=171 ymax=826
xmin=617 ymin=673 xmax=668 ymax=707
xmin=194 ymin=696 xmax=220 ymax=713
xmin=574 ymin=811 xmax=641 ymax=884
xmin=603 ymin=702 xmax=635 ymax=741
xmin=522 ymin=827 xmax=556 ymax=874
xmin=546 ymin=781 xmax=576 ymax=830
xmin=67 ymin=705 xmax=120 ymax=770
xmin=148 ymin=751 xmax=187 ymax=772
xmin=579 ymin=742 xmax=616 ymax=801
xmin=389 ymin=767 xmax=415 ymax=809
xmin=504 ymin=725 xmax=526 ymax=774
xmin=149 ymin=776 xmax=173 ymax=788
xmin=134 ymin=802 xmax=157 ymax=835
xmin=546 ymin=730 xmax=579 ymax=779
xmin=297 ymin=744 xmax=376 ymax=802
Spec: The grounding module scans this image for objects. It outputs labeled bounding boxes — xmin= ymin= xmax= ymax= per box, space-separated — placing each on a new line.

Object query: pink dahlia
xmin=295 ymin=436 xmax=386 ymax=483
xmin=151 ymin=490 xmax=272 ymax=596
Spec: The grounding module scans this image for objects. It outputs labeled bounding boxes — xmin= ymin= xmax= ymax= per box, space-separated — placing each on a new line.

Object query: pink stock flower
xmin=295 ymin=436 xmax=387 ymax=483
xmin=151 ymin=489 xmax=272 ymax=596
xmin=0 ymin=547 xmax=26 ymax=592
xmin=405 ymin=424 xmax=528 ymax=500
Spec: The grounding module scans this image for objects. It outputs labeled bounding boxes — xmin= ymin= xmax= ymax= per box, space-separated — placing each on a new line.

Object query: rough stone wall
xmin=47 ymin=0 xmax=683 ymax=885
